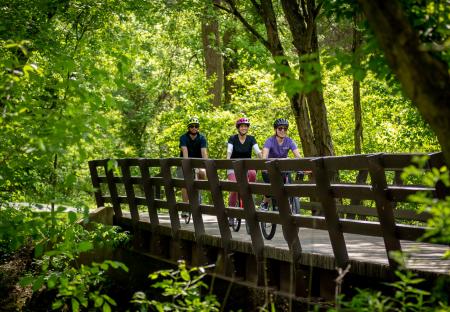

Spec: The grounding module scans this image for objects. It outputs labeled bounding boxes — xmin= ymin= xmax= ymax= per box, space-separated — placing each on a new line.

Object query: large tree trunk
xmin=201 ymin=0 xmax=224 ymax=107
xmin=280 ymin=0 xmax=335 ymax=156
xmin=357 ymin=0 xmax=450 ymax=165
xmin=352 ymin=12 xmax=363 ymax=155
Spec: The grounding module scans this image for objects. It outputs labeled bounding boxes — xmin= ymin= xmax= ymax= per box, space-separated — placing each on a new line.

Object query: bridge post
xmin=103 ymin=159 xmax=122 ymax=218
xmin=233 ymin=160 xmax=267 ymax=287
xmin=368 ymin=154 xmax=402 ymax=270
xmin=204 ymin=160 xmax=235 ymax=276
xmin=88 ymin=160 xmax=106 ymax=210
xmin=313 ymin=158 xmax=349 ymax=269
xmin=160 ymin=159 xmax=185 ymax=261
xmin=182 ymin=158 xmax=208 ymax=266
xmin=138 ymin=159 xmax=162 ymax=256
xmin=266 ymin=160 xmax=307 ymax=296
xmin=119 ymin=159 xmax=142 ymax=248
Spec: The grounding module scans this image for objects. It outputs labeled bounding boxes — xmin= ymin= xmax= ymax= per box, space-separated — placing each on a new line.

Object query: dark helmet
xmin=236 ymin=117 xmax=250 ymax=128
xmin=273 ymin=118 xmax=289 ymax=128
xmin=187 ymin=116 xmax=199 ymax=127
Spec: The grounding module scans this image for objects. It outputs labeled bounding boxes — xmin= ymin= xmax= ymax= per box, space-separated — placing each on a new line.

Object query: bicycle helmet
xmin=273 ymin=118 xmax=289 ymax=128
xmin=236 ymin=117 xmax=250 ymax=128
xmin=187 ymin=116 xmax=199 ymax=127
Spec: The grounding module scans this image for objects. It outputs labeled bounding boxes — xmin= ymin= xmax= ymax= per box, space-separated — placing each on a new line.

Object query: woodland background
xmin=1 ymin=0 xmax=447 ymax=209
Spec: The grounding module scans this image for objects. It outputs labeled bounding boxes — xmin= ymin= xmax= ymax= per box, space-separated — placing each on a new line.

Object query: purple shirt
xmin=263 ymin=136 xmax=298 ymax=158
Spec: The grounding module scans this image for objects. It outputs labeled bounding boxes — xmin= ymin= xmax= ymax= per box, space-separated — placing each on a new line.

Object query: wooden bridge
xmin=88 ymin=152 xmax=450 ymax=298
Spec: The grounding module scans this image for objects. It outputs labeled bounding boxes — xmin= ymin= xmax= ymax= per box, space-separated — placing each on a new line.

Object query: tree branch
xmin=220 ymin=0 xmax=271 ymax=50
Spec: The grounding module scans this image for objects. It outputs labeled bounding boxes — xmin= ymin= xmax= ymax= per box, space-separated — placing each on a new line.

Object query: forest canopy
xmin=1 ymin=0 xmax=447 ymax=207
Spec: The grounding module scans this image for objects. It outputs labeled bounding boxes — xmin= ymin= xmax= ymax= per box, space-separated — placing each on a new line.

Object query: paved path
xmin=135 ymin=213 xmax=450 ymax=276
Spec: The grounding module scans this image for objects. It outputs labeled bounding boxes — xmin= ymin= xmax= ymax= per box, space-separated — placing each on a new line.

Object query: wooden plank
xmin=323 ymin=154 xmax=370 ymax=171
xmin=119 ymin=159 xmax=141 ymax=248
xmin=382 ymin=153 xmax=425 ymax=170
xmin=284 ymin=184 xmax=318 ymax=197
xmin=348 ymin=170 xmax=369 ymax=220
xmin=181 ymin=158 xmax=206 ymax=238
xmin=313 ymin=158 xmax=349 ymax=268
xmin=104 ymin=159 xmax=122 ymax=217
xmin=266 ymin=161 xmax=303 ymax=264
xmin=159 ymin=159 xmax=181 ymax=237
xmin=233 ymin=159 xmax=266 ymax=286
xmin=138 ymin=159 xmax=159 ymax=226
xmin=204 ymin=160 xmax=234 ymax=275
xmin=387 ymin=186 xmax=434 ymax=202
xmin=88 ymin=161 xmax=105 ymax=209
xmin=118 ymin=159 xmax=140 ymax=223
xmin=368 ymin=154 xmax=402 ymax=269
xmin=330 ymin=184 xmax=374 ymax=200
xmin=269 ymin=158 xmax=314 ymax=171
xmin=204 ymin=160 xmax=232 ymax=243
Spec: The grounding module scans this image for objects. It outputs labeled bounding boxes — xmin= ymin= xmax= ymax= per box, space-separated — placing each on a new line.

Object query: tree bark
xmin=352 ymin=12 xmax=363 ymax=155
xmin=357 ymin=0 xmax=450 ymax=165
xmin=201 ymin=0 xmax=224 ymax=107
xmin=280 ymin=0 xmax=334 ymax=156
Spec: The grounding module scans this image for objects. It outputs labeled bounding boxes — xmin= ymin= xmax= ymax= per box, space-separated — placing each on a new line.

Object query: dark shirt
xmin=228 ymin=134 xmax=257 ymax=159
xmin=179 ymin=132 xmax=207 ymax=158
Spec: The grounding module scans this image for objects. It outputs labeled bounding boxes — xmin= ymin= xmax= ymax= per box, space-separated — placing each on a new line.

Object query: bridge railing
xmin=88 ymin=152 xmax=447 ymax=274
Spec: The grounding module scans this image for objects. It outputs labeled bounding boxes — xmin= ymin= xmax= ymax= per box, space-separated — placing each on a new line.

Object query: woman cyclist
xmin=227 ymin=117 xmax=262 ymax=208
xmin=260 ymin=118 xmax=302 ymax=210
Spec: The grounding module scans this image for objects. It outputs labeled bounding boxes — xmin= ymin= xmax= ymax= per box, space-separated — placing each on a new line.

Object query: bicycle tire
xmin=184 ymin=213 xmax=191 ymax=224
xmin=260 ymin=203 xmax=277 ymax=240
xmin=230 ymin=195 xmax=241 ymax=232
xmin=184 ymin=191 xmax=201 ymax=225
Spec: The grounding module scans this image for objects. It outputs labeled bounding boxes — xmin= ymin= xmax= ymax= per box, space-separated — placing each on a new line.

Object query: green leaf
xmin=103 ymin=302 xmax=112 ymax=312
xmin=78 ymin=241 xmax=93 ymax=252
xmin=71 ymin=298 xmax=80 ymax=312
xmin=68 ymin=211 xmax=77 ymax=223
xmin=180 ymin=269 xmax=190 ymax=281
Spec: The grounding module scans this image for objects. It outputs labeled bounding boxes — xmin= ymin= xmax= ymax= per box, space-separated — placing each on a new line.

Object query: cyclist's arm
xmin=252 ymin=144 xmax=262 ymax=159
xmin=262 ymin=147 xmax=270 ymax=159
xmin=226 ymin=143 xmax=233 ymax=159
xmin=292 ymin=148 xmax=301 ymax=159
xmin=201 ymin=148 xmax=208 ymax=159
xmin=180 ymin=146 xmax=189 ymax=158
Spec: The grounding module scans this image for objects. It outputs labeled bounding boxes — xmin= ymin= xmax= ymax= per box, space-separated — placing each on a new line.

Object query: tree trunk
xmin=281 ymin=0 xmax=335 ymax=156
xmin=201 ymin=0 xmax=224 ymax=107
xmin=357 ymin=0 xmax=450 ymax=165
xmin=352 ymin=12 xmax=363 ymax=155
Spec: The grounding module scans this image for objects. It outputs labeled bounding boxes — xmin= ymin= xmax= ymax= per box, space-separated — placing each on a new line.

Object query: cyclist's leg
xmin=247 ymin=169 xmax=257 ymax=183
xmin=176 ymin=167 xmax=189 ymax=203
xmin=196 ymin=168 xmax=207 ymax=180
xmin=261 ymin=170 xmax=270 ymax=209
xmin=227 ymin=170 xmax=238 ymax=207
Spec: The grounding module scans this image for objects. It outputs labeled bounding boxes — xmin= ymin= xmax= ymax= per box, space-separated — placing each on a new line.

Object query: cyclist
xmin=178 ymin=117 xmax=208 ymax=215
xmin=260 ymin=118 xmax=302 ymax=210
xmin=227 ymin=117 xmax=262 ymax=209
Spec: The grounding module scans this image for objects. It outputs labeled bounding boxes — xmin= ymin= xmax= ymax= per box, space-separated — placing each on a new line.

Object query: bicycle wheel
xmin=230 ymin=195 xmax=241 ymax=232
xmin=184 ymin=191 xmax=201 ymax=224
xmin=260 ymin=202 xmax=277 ymax=240
xmin=184 ymin=212 xmax=191 ymax=224
xmin=290 ymin=196 xmax=300 ymax=215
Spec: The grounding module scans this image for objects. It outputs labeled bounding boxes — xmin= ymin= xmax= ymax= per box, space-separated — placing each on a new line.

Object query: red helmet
xmin=236 ymin=117 xmax=250 ymax=128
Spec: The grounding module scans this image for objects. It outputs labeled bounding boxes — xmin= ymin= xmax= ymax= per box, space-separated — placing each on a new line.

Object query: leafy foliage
xmin=131 ymin=260 xmax=220 ymax=312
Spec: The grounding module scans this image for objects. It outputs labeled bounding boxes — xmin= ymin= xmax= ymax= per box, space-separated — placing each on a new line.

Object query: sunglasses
xmin=277 ymin=127 xmax=288 ymax=131
xmin=189 ymin=124 xmax=199 ymax=129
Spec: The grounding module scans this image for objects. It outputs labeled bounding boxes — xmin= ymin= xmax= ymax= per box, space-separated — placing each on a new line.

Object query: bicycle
xmin=228 ymin=194 xmax=242 ymax=232
xmin=260 ymin=171 xmax=304 ymax=240
xmin=182 ymin=191 xmax=202 ymax=224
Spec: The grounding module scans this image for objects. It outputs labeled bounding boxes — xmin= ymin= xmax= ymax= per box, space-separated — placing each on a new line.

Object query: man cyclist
xmin=260 ymin=118 xmax=302 ymax=210
xmin=178 ymin=117 xmax=208 ymax=215
xmin=227 ymin=117 xmax=262 ymax=209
